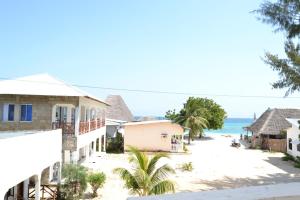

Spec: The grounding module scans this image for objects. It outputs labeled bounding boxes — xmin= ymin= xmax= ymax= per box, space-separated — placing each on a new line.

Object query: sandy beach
xmin=83 ymin=134 xmax=300 ymax=200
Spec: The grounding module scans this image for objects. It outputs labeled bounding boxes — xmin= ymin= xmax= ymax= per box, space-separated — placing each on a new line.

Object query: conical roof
xmin=105 ymin=95 xmax=134 ymax=122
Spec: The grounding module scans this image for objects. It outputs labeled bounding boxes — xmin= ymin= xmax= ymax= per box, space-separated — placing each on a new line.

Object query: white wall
xmin=0 ymin=130 xmax=62 ymax=194
xmin=77 ymin=126 xmax=106 ymax=149
xmin=287 ymin=124 xmax=300 ymax=157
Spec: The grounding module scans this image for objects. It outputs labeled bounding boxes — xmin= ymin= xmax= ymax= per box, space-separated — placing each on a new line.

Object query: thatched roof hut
xmin=105 ymin=95 xmax=134 ymax=122
xmin=247 ymin=108 xmax=300 ymax=136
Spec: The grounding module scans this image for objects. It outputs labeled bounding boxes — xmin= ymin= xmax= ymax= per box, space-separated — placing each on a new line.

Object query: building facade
xmin=124 ymin=120 xmax=184 ymax=152
xmin=0 ymin=74 xmax=108 ymax=199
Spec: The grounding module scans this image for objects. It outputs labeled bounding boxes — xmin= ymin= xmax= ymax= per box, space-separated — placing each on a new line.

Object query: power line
xmin=0 ymin=76 xmax=299 ymax=99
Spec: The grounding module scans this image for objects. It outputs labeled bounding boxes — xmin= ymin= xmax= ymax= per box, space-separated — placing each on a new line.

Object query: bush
xmin=106 ymin=132 xmax=124 ymax=153
xmin=87 ymin=172 xmax=106 ymax=197
xmin=183 ymin=143 xmax=188 ymax=153
xmin=282 ymin=153 xmax=295 ymax=161
xmin=180 ymin=162 xmax=193 ymax=172
xmin=59 ymin=164 xmax=88 ymax=200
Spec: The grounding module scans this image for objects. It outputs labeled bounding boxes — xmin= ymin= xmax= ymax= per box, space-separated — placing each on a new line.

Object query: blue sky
xmin=1 ymin=0 xmax=299 ymax=118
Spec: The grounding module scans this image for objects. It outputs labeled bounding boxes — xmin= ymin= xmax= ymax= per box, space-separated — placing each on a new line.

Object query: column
xmin=74 ymin=106 xmax=81 ymax=136
xmin=13 ymin=186 xmax=17 ymax=199
xmin=66 ymin=106 xmax=72 ymax=123
xmin=34 ymin=175 xmax=41 ymax=200
xmin=71 ymin=150 xmax=79 ymax=164
xmin=103 ymin=135 xmax=106 ymax=152
xmin=98 ymin=138 xmax=101 ymax=152
xmin=87 ymin=108 xmax=90 ymax=132
xmin=85 ymin=145 xmax=90 ymax=160
xmin=49 ymin=165 xmax=53 ymax=182
xmin=23 ymin=178 xmax=29 ymax=200
xmin=57 ymin=162 xmax=62 ymax=184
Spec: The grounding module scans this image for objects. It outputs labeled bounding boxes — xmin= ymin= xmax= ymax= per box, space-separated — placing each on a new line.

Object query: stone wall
xmin=0 ymin=95 xmax=78 ymax=131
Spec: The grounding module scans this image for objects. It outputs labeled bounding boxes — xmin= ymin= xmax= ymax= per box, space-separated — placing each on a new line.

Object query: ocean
xmin=205 ymin=118 xmax=253 ymax=135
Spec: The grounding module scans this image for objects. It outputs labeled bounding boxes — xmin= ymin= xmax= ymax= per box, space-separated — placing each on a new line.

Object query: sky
xmin=1 ymin=0 xmax=299 ymax=118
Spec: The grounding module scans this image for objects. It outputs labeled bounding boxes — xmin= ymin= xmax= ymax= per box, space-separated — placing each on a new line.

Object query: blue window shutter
xmin=8 ymin=104 xmax=14 ymax=121
xmin=27 ymin=105 xmax=32 ymax=121
xmin=21 ymin=105 xmax=26 ymax=121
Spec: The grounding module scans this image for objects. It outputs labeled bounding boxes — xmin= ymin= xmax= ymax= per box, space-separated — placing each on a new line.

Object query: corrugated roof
xmin=105 ymin=95 xmax=134 ymax=122
xmin=247 ymin=108 xmax=300 ymax=135
xmin=0 ymin=74 xmax=108 ymax=105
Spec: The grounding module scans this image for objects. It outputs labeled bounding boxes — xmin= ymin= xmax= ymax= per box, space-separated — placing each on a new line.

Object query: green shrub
xmin=87 ymin=172 xmax=106 ymax=197
xmin=180 ymin=162 xmax=193 ymax=172
xmin=183 ymin=143 xmax=188 ymax=153
xmin=106 ymin=132 xmax=124 ymax=153
xmin=59 ymin=164 xmax=88 ymax=200
xmin=282 ymin=153 xmax=295 ymax=161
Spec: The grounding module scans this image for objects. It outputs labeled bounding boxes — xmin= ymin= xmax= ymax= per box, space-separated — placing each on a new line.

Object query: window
xmin=20 ymin=104 xmax=32 ymax=122
xmin=288 ymin=138 xmax=293 ymax=150
xmin=2 ymin=104 xmax=15 ymax=121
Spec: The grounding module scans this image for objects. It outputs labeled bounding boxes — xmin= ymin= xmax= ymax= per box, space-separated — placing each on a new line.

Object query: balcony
xmin=52 ymin=122 xmax=75 ymax=135
xmin=52 ymin=118 xmax=105 ymax=135
xmin=79 ymin=118 xmax=105 ymax=135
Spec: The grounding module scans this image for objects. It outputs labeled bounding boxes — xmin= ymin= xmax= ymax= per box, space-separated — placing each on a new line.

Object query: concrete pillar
xmin=74 ymin=106 xmax=81 ymax=136
xmin=67 ymin=106 xmax=72 ymax=123
xmin=85 ymin=145 xmax=90 ymax=160
xmin=13 ymin=186 xmax=17 ymax=199
xmin=23 ymin=178 xmax=29 ymax=200
xmin=34 ymin=175 xmax=41 ymax=200
xmin=87 ymin=108 xmax=90 ymax=132
xmin=71 ymin=150 xmax=79 ymax=164
xmin=103 ymin=135 xmax=106 ymax=152
xmin=57 ymin=162 xmax=62 ymax=184
xmin=98 ymin=137 xmax=101 ymax=152
xmin=51 ymin=105 xmax=57 ymax=124
xmin=49 ymin=165 xmax=53 ymax=182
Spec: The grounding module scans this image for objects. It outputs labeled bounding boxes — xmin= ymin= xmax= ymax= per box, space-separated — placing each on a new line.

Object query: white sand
xmin=82 ymin=134 xmax=300 ymax=200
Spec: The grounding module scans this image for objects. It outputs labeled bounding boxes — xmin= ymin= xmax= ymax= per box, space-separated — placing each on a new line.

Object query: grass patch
xmin=282 ymin=153 xmax=295 ymax=161
xmin=180 ymin=162 xmax=193 ymax=172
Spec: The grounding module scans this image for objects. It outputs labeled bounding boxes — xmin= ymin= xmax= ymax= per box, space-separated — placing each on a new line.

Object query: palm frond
xmin=150 ymin=164 xmax=175 ymax=185
xmin=147 ymin=152 xmax=169 ymax=175
xmin=149 ymin=180 xmax=175 ymax=195
xmin=127 ymin=146 xmax=149 ymax=171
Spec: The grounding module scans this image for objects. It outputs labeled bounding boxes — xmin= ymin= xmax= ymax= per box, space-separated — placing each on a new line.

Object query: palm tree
xmin=113 ymin=146 xmax=175 ymax=196
xmin=174 ymin=98 xmax=207 ymax=144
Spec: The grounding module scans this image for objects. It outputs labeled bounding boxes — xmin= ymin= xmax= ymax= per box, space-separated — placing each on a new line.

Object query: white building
xmin=0 ymin=74 xmax=109 ymax=199
xmin=286 ymin=118 xmax=300 ymax=157
xmin=0 ymin=130 xmax=62 ymax=199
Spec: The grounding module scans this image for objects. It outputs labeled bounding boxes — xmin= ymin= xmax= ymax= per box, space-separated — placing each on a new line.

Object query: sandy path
xmin=83 ymin=134 xmax=300 ymax=200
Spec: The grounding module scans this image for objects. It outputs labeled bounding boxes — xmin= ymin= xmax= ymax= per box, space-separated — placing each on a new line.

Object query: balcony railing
xmin=79 ymin=118 xmax=105 ymax=135
xmin=52 ymin=122 xmax=75 ymax=135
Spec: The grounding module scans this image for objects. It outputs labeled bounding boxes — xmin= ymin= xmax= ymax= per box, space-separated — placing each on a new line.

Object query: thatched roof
xmin=247 ymin=108 xmax=300 ymax=135
xmin=105 ymin=95 xmax=134 ymax=122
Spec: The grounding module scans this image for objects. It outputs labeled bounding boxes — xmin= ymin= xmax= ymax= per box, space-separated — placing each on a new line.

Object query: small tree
xmin=60 ymin=164 xmax=88 ymax=200
xmin=114 ymin=146 xmax=175 ymax=196
xmin=87 ymin=172 xmax=106 ymax=197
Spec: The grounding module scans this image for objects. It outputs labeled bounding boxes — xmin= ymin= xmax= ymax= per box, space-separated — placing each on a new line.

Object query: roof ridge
xmin=260 ymin=108 xmax=275 ymax=133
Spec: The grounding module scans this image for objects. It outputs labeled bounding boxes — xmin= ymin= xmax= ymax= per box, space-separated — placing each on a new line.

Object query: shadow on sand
xmin=183 ymin=156 xmax=300 ymax=193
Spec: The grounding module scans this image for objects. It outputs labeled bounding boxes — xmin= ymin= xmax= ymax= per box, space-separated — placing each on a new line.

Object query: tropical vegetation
xmin=255 ymin=1 xmax=300 ymax=96
xmin=113 ymin=146 xmax=175 ymax=196
xmin=87 ymin=172 xmax=106 ymax=197
xmin=59 ymin=164 xmax=88 ymax=200
xmin=166 ymin=97 xmax=226 ymax=144
xmin=106 ymin=132 xmax=124 ymax=153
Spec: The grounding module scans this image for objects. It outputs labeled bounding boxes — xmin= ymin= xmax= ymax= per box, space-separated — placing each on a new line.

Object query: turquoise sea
xmin=205 ymin=118 xmax=253 ymax=135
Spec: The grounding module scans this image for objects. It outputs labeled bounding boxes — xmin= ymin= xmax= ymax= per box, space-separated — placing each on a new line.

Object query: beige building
xmin=124 ymin=120 xmax=184 ymax=152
